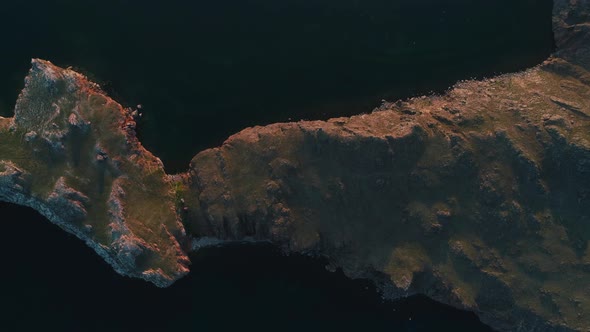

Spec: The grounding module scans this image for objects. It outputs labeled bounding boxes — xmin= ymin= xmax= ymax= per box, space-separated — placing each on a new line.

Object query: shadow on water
xmin=0 ymin=0 xmax=555 ymax=173
xmin=0 ymin=202 xmax=494 ymax=331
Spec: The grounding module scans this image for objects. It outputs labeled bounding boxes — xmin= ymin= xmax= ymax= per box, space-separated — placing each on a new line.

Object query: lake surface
xmin=0 ymin=0 xmax=555 ymax=331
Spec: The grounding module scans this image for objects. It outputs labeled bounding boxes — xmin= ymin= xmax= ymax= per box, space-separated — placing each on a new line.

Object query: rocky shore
xmin=1 ymin=0 xmax=589 ymax=330
xmin=0 ymin=60 xmax=189 ymax=287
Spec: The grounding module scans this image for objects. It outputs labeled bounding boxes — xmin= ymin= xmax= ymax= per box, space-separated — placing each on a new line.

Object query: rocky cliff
xmin=0 ymin=60 xmax=189 ymax=287
xmin=1 ymin=0 xmax=589 ymax=331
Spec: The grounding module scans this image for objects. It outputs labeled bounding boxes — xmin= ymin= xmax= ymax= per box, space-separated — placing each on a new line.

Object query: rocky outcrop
xmin=0 ymin=60 xmax=189 ymax=287
xmin=553 ymin=0 xmax=590 ymax=69
xmin=184 ymin=66 xmax=590 ymax=330
xmin=1 ymin=0 xmax=589 ymax=330
xmin=182 ymin=1 xmax=590 ymax=330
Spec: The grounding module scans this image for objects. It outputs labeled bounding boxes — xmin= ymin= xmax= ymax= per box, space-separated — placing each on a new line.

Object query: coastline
xmin=0 ymin=0 xmax=589 ymax=330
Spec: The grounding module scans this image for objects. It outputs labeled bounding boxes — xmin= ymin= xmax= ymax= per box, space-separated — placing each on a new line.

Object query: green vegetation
xmin=0 ymin=61 xmax=187 ymax=285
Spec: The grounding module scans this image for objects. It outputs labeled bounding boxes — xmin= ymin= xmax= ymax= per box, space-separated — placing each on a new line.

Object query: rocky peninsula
xmin=1 ymin=0 xmax=589 ymax=330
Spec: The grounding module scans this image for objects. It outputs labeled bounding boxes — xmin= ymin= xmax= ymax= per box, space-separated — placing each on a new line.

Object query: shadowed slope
xmin=0 ymin=0 xmax=589 ymax=330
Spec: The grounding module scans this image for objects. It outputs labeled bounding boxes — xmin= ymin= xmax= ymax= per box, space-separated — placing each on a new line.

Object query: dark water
xmin=0 ymin=0 xmax=555 ymax=331
xmin=0 ymin=202 xmax=493 ymax=332
xmin=0 ymin=0 xmax=554 ymax=172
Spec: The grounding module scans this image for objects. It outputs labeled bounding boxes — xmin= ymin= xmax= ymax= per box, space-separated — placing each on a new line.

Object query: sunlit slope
xmin=0 ymin=60 xmax=189 ymax=286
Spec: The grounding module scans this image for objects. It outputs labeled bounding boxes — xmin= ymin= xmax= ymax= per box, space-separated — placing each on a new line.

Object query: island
xmin=1 ymin=0 xmax=589 ymax=330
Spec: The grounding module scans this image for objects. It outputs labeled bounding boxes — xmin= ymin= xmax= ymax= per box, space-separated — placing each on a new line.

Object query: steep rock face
xmin=0 ymin=60 xmax=189 ymax=286
xmin=181 ymin=0 xmax=590 ymax=330
xmin=1 ymin=0 xmax=589 ymax=330
xmin=553 ymin=0 xmax=590 ymax=69
xmin=186 ymin=68 xmax=590 ymax=331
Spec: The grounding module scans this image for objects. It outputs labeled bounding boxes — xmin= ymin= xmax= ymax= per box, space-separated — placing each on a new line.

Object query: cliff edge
xmin=1 ymin=0 xmax=589 ymax=330
xmin=0 ymin=60 xmax=189 ymax=287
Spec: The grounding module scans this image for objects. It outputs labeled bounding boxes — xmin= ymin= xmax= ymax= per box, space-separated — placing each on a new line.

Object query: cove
xmin=0 ymin=0 xmax=554 ymax=173
xmin=0 ymin=202 xmax=493 ymax=331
